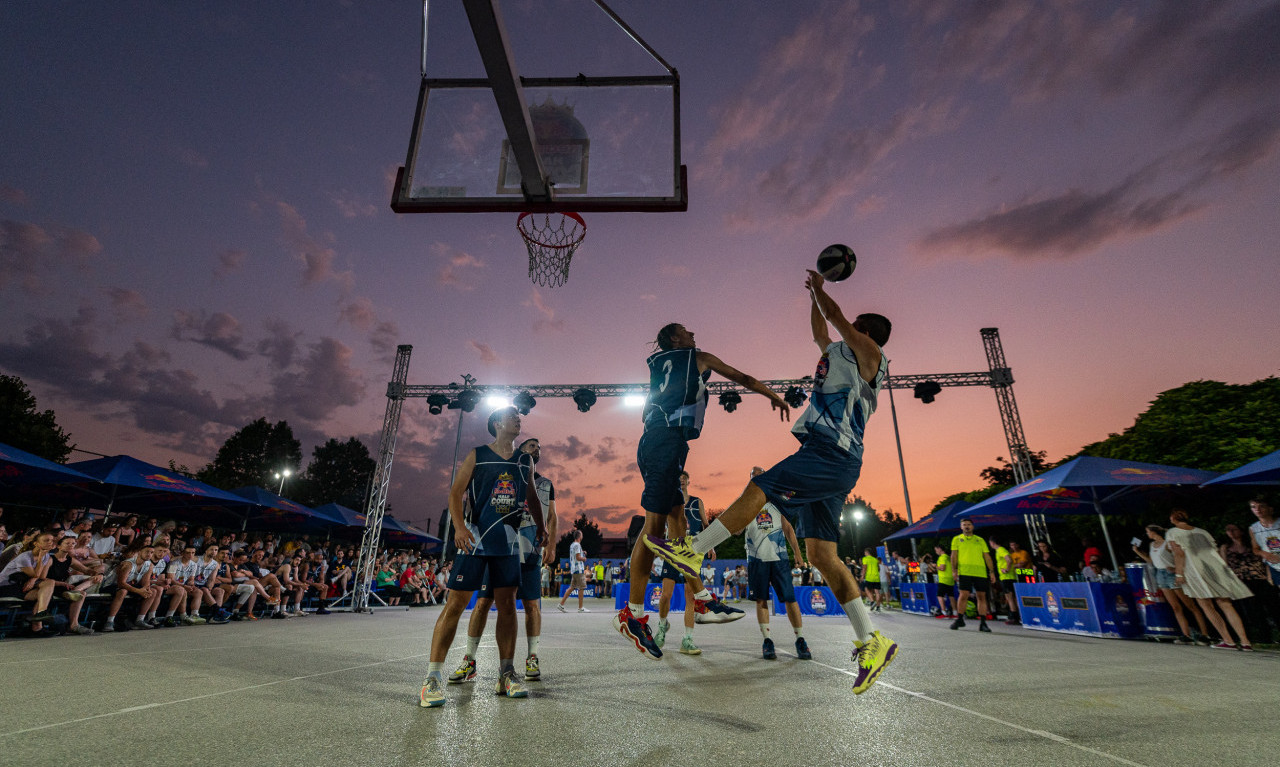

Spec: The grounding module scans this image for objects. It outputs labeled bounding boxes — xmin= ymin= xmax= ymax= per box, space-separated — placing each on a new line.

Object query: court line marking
xmin=0 ymin=651 xmax=430 ymax=739
xmin=805 ymin=657 xmax=1150 ymax=767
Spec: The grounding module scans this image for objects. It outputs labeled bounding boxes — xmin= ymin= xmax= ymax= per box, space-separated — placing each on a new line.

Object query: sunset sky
xmin=3 ymin=1 xmax=1277 ymax=536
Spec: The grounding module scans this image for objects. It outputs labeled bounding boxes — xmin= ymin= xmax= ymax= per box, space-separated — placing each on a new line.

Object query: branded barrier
xmin=1124 ymin=563 xmax=1180 ymax=638
xmin=1015 ymin=581 xmax=1141 ymax=638
xmin=612 ymin=582 xmax=686 ymax=612
xmin=773 ymin=586 xmax=844 ymax=616
xmin=899 ymin=582 xmax=936 ymax=615
xmin=465 ymin=592 xmax=526 ymax=611
xmin=560 ymin=584 xmax=600 ymax=599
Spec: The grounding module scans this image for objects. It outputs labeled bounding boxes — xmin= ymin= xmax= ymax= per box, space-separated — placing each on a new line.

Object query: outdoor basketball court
xmin=1 ymin=606 xmax=1271 ymax=767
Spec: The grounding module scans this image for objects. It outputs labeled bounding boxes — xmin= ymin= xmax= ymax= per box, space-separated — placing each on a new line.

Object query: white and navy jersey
xmin=643 ymin=347 xmax=711 ymax=439
xmin=125 ymin=556 xmax=153 ymax=585
xmin=518 ymin=474 xmax=554 ymax=566
xmin=745 ymin=502 xmax=790 ymax=563
xmin=569 ymin=542 xmax=586 ymax=573
xmin=193 ymin=557 xmax=220 ymax=586
xmin=684 ymin=496 xmax=706 ymax=536
xmin=167 ymin=559 xmax=199 ymax=583
xmin=464 ymin=445 xmax=535 ymax=557
xmin=792 ymin=340 xmax=887 ymax=458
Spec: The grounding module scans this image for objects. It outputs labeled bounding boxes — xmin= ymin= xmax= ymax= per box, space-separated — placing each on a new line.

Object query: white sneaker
xmin=557 ymin=604 xmax=566 ymax=612
xmin=578 ymin=607 xmax=590 ymax=613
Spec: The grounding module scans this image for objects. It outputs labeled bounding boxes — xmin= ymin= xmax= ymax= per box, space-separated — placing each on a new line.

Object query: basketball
xmin=816 ymin=244 xmax=856 ymax=282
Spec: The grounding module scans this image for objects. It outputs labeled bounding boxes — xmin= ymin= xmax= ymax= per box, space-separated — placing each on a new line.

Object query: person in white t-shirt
xmin=191 ymin=544 xmax=231 ymax=624
xmin=165 ymin=545 xmax=201 ymax=626
xmin=1249 ymin=496 xmax=1280 ymax=586
xmin=558 ymin=530 xmax=589 ymax=612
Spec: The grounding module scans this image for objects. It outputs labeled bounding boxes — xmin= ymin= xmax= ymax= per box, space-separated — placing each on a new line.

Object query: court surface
xmin=1 ymin=602 xmax=1274 ymax=767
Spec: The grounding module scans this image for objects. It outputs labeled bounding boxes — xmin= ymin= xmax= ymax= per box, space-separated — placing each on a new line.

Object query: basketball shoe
xmin=448 ymin=655 xmax=477 ymax=684
xmin=495 ymin=670 xmax=528 ymax=698
xmin=851 ymin=631 xmax=898 ymax=694
xmin=525 ymin=654 xmax=540 ymax=680
xmin=642 ymin=534 xmax=703 ymax=580
xmin=612 ymin=606 xmax=663 ymax=659
xmin=762 ymin=637 xmax=776 ymax=660
xmin=419 ymin=676 xmax=445 ymax=708
xmin=693 ymin=595 xmax=745 ymax=624
xmin=653 ymin=617 xmax=670 ymax=648
xmin=679 ymin=636 xmax=701 ymax=655
xmin=795 ymin=637 xmax=812 ymax=660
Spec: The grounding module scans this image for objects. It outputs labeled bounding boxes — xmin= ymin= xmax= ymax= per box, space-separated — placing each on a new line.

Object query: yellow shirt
xmin=935 ymin=555 xmax=954 ymax=586
xmin=950 ymin=534 xmax=990 ymax=578
xmin=995 ymin=546 xmax=1014 ymax=580
xmin=861 ymin=555 xmax=880 ymax=582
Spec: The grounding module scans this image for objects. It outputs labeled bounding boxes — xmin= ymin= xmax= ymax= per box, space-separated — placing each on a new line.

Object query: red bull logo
xmin=755 ymin=510 xmax=774 ymax=529
xmin=143 ymin=472 xmax=202 ymax=494
xmin=648 ymin=586 xmax=662 ymax=609
xmin=0 ymin=465 xmax=21 ymax=478
xmin=809 ymin=589 xmax=827 ymax=614
xmin=1045 ymin=590 xmax=1059 ymax=618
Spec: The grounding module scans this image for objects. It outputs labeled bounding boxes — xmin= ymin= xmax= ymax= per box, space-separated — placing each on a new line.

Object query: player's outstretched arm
xmin=696 ymin=352 xmax=790 ymax=422
xmin=523 ymin=458 xmax=546 ymax=544
xmin=805 ymin=270 xmax=882 ymax=382
xmin=449 ymin=450 xmax=477 ymax=552
xmin=810 ymin=293 xmax=833 ymax=352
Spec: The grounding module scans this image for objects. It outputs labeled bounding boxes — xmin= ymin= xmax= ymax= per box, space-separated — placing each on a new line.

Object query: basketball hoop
xmin=517 ymin=212 xmax=586 ymax=288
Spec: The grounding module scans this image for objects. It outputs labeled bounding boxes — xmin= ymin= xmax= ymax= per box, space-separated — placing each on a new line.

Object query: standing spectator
xmin=1221 ymin=523 xmax=1279 ymax=644
xmin=1032 ymin=540 xmax=1069 ymax=582
xmin=593 ymin=561 xmax=605 ymax=598
xmin=988 ymin=536 xmax=1019 ymax=624
xmin=1166 ymin=510 xmax=1254 ymax=650
xmin=933 ymin=544 xmax=956 ymax=619
xmin=1133 ymin=524 xmax=1211 ymax=644
xmin=1009 ymin=540 xmax=1034 ymax=581
xmin=541 ymin=562 xmax=552 ymax=598
xmin=558 ymin=530 xmax=590 ymax=612
xmin=791 ymin=561 xmax=804 ymax=589
xmin=0 ymin=531 xmax=59 ymax=633
xmin=949 ymin=518 xmax=995 ymax=633
xmin=1080 ymin=536 xmax=1101 ymax=573
xmin=1249 ymin=496 xmax=1280 ymax=587
xmin=860 ymin=548 xmax=884 ymax=611
xmin=700 ymin=562 xmax=717 ymax=595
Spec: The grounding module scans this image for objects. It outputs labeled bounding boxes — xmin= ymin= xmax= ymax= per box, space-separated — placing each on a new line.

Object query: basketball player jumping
xmin=646 ymin=271 xmax=898 ymax=693
xmin=419 ymin=407 xmax=544 ymax=707
xmin=446 ymin=437 xmax=558 ymax=687
xmin=613 ymin=323 xmax=790 ymax=659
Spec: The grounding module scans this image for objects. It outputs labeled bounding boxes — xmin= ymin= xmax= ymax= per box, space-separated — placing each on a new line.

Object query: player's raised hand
xmin=805 ymin=269 xmax=825 ymax=292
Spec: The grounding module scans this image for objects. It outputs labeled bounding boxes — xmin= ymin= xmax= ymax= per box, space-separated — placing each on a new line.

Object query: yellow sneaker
xmin=643 ymin=534 xmax=703 ymax=580
xmin=851 ymin=631 xmax=898 ymax=694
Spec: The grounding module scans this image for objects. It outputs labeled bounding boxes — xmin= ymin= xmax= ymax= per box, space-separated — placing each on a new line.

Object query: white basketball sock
xmin=760 ymin=624 xmax=771 ymax=639
xmin=692 ymin=520 xmax=731 ymax=554
xmin=528 ymin=636 xmax=539 ymax=656
xmin=844 ymin=598 xmax=874 ymax=644
xmin=466 ymin=635 xmax=480 ymax=658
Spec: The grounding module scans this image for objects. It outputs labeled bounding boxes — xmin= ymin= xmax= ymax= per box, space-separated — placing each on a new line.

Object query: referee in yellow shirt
xmin=949 ymin=519 xmax=995 ymax=632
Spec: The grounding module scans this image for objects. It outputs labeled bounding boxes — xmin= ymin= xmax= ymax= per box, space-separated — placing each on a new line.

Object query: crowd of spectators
xmin=0 ymin=510 xmax=436 ymax=638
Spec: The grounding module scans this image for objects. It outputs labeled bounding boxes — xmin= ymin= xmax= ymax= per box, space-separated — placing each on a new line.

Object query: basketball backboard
xmin=391 ymin=0 xmax=686 ymax=214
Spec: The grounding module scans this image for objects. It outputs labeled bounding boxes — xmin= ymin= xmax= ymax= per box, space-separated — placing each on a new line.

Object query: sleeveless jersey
xmin=126 ymin=556 xmax=153 ymax=585
xmin=684 ymin=496 xmax=706 ymax=536
xmin=745 ymin=502 xmax=789 ymax=563
xmin=643 ymin=347 xmax=710 ymax=439
xmin=518 ymin=474 xmax=555 ymax=566
xmin=465 ymin=445 xmax=535 ymax=557
xmin=168 ymin=559 xmax=199 ymax=583
xmin=792 ymin=340 xmax=887 ymax=457
xmin=193 ymin=557 xmax=220 ymax=586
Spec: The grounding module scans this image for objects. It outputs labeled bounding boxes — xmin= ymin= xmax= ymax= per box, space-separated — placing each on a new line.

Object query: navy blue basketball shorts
xmin=748 ymin=559 xmax=796 ymax=603
xmin=637 ymin=426 xmax=690 ymax=516
xmin=450 ymin=553 xmax=519 ymax=592
xmin=751 ymin=435 xmax=862 ymax=543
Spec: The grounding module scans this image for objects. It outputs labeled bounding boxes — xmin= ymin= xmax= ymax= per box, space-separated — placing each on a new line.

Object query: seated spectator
xmin=375 ymin=559 xmax=401 ymax=605
xmin=328 ymin=546 xmax=353 ymax=597
xmin=301 ymin=551 xmax=331 ymax=615
xmin=275 ymin=554 xmax=308 ymax=618
xmin=70 ymin=531 xmax=106 ymax=582
xmin=1 ymin=528 xmax=42 ymax=572
xmin=398 ymin=560 xmax=428 ymax=606
xmin=115 ymin=515 xmax=140 ymax=548
xmin=228 ymin=550 xmax=277 ymax=620
xmin=100 ymin=540 xmax=156 ymax=631
xmin=191 ymin=544 xmax=231 ymax=624
xmin=166 ymin=545 xmax=202 ymax=626
xmin=0 ymin=530 xmax=58 ymax=634
xmin=46 ymin=532 xmax=103 ymax=634
xmin=1080 ymin=555 xmax=1112 ymax=582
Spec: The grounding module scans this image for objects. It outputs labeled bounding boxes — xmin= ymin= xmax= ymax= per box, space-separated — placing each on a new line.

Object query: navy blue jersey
xmin=684 ymin=495 xmax=706 ymax=536
xmin=464 ymin=446 xmax=535 ymax=556
xmin=643 ymin=347 xmax=710 ymax=439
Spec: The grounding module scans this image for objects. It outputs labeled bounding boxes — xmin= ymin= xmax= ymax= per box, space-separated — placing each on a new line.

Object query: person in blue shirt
xmin=613 ymin=323 xmax=790 ymax=660
xmin=419 ymin=407 xmax=545 ymax=708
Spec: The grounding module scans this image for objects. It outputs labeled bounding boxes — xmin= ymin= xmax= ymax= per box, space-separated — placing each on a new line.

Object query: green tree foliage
xmin=197 ymin=418 xmax=302 ymax=491
xmin=297 ymin=437 xmax=375 ymax=507
xmin=0 ymin=374 xmax=72 ymax=461
xmin=556 ymin=514 xmax=604 ymax=559
xmin=979 ymin=450 xmax=1050 ymax=486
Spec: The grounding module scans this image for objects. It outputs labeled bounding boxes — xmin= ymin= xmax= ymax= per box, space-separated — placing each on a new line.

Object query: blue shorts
xmin=752 ymin=434 xmax=863 ymax=542
xmin=637 ymin=426 xmax=690 ymax=515
xmin=450 ymin=553 xmax=519 ymax=592
xmin=480 ymin=561 xmax=541 ymax=602
xmin=1154 ymin=568 xmax=1178 ymax=590
xmin=660 ymin=560 xmax=687 ymax=585
xmin=748 ymin=559 xmax=795 ymax=603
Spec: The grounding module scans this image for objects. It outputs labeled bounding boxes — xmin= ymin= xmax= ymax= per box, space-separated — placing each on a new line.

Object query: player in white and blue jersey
xmin=420 ymin=407 xmax=545 ymax=708
xmin=646 ymin=270 xmax=898 ymax=694
xmin=745 ymin=467 xmax=811 ymax=661
xmin=613 ymin=323 xmax=790 ymax=660
xmin=450 ymin=437 xmax=558 ymax=686
xmin=653 ymin=472 xmax=717 ymax=655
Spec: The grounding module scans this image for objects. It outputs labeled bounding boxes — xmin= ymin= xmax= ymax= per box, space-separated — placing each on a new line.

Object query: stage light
xmin=913 ymin=381 xmax=942 ymax=404
xmin=572 ymin=388 xmax=597 ymax=413
xmin=454 ymin=389 xmax=481 ymax=413
xmin=718 ymin=391 xmax=742 ymax=413
xmin=513 ymin=391 xmax=536 ymax=415
xmin=784 ymin=386 xmax=807 ymax=408
xmin=486 ymin=395 xmax=511 ymax=409
xmin=426 ymin=394 xmax=449 ymax=415
xmin=623 ymin=395 xmax=646 ymax=408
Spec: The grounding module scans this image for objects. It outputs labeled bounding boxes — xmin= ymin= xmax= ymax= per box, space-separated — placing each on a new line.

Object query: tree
xmin=556 ymin=514 xmax=603 ymax=559
xmin=0 ymin=374 xmax=73 ymax=462
xmin=979 ymin=450 xmax=1050 ymax=487
xmin=197 ymin=418 xmax=301 ymax=491
xmin=297 ymin=437 xmax=375 ymax=507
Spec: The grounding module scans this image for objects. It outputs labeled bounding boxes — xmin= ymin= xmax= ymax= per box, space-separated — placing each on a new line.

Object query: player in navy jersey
xmin=653 ymin=471 xmax=717 ymax=655
xmin=420 ymin=407 xmax=545 ymax=708
xmin=613 ymin=323 xmax=790 ymax=660
xmin=646 ymin=271 xmax=898 ymax=693
xmin=448 ymin=437 xmax=558 ymax=686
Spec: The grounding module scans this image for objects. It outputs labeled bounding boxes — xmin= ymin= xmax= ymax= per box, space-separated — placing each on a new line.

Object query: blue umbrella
xmin=958 ymin=456 xmax=1220 ymax=572
xmin=883 ymin=500 xmax=1054 ymax=541
xmin=312 ymin=502 xmax=366 ymax=528
xmin=228 ymin=486 xmax=348 ymax=531
xmin=1201 ymin=449 xmax=1280 ymax=486
xmin=67 ymin=455 xmax=254 ymax=522
xmin=0 ymin=441 xmax=98 ymax=486
xmin=382 ymin=515 xmax=442 ymax=547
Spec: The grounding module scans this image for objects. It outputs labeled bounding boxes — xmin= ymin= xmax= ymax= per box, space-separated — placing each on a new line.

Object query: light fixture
xmin=453 ymin=389 xmax=481 ymax=413
xmin=913 ymin=381 xmax=942 ymax=404
xmin=622 ymin=395 xmax=646 ymax=408
xmin=426 ymin=394 xmax=449 ymax=415
xmin=784 ymin=386 xmax=807 ymax=408
xmin=513 ymin=391 xmax=536 ymax=414
xmin=718 ymin=391 xmax=742 ymax=413
xmin=485 ymin=395 xmax=512 ymax=409
xmin=572 ymin=388 xmax=597 ymax=413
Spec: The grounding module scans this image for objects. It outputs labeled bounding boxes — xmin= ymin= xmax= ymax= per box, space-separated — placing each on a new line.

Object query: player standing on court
xmin=613 ymin=322 xmax=790 ymax=659
xmin=653 ymin=471 xmax=716 ymax=655
xmin=745 ymin=467 xmax=812 ymax=661
xmin=419 ymin=407 xmax=545 ymax=708
xmin=645 ymin=271 xmax=898 ymax=693
xmin=448 ymin=438 xmax=557 ymax=686
xmin=949 ymin=518 xmax=995 ymax=633
xmin=558 ymin=530 xmax=590 ymax=612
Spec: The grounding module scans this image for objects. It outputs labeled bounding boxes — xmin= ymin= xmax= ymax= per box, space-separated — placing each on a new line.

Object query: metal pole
xmin=439 ymin=403 xmax=467 ymax=559
xmin=885 ymin=369 xmax=919 ymax=560
xmin=1094 ymin=499 xmax=1121 ymax=577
